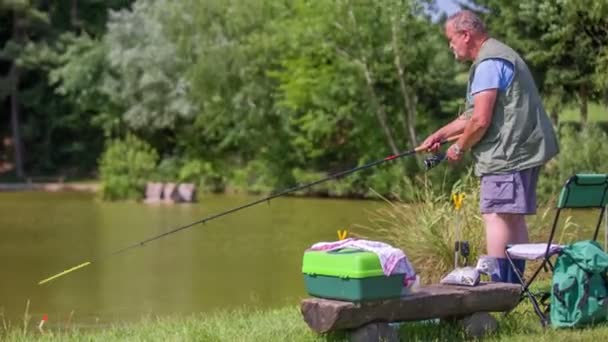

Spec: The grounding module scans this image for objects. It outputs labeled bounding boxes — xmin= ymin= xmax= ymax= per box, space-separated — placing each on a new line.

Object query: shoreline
xmin=0 ymin=182 xmax=389 ymax=201
xmin=0 ymin=182 xmax=99 ymax=192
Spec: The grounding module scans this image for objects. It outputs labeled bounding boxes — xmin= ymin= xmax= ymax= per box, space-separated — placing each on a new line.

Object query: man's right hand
xmin=420 ymin=133 xmax=445 ymax=152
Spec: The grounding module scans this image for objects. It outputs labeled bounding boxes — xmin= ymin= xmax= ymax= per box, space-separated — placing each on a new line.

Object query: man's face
xmin=445 ymin=22 xmax=471 ymax=61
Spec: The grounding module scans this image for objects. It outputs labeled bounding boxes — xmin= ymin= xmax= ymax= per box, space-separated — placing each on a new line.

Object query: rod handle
xmin=414 ymin=134 xmax=462 ymax=153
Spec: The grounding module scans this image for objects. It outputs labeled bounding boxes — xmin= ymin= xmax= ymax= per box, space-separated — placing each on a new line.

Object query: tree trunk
xmin=10 ymin=12 xmax=25 ymax=178
xmin=391 ymin=16 xmax=418 ymax=149
xmin=71 ymin=0 xmax=81 ymax=28
xmin=335 ymin=47 xmax=401 ymax=156
xmin=361 ymin=65 xmax=400 ymax=156
xmin=345 ymin=4 xmax=400 ymax=156
xmin=580 ymin=85 xmax=588 ymax=125
xmin=550 ymin=105 xmax=559 ymax=127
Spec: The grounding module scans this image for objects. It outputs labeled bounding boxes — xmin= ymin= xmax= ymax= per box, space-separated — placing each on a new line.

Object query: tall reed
xmin=361 ymin=170 xmax=556 ymax=283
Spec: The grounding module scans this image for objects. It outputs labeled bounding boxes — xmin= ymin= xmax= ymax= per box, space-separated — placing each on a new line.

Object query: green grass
xmin=2 ymin=300 xmax=608 ymax=342
xmin=560 ymin=103 xmax=607 ymax=123
xmin=0 ymin=306 xmax=345 ymax=342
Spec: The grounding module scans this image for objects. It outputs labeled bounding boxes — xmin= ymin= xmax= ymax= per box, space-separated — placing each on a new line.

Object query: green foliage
xmin=365 ymin=164 xmax=413 ymax=199
xmin=99 ymin=134 xmax=159 ymax=200
xmin=291 ymin=167 xmax=353 ymax=197
xmin=167 ymin=0 xmax=459 ymax=193
xmin=230 ymin=160 xmax=280 ymax=195
xmin=154 ymin=157 xmax=181 ymax=182
xmin=0 ymin=0 xmax=134 ymax=176
xmin=557 ymin=124 xmax=608 ymax=181
xmin=560 ymin=103 xmax=608 ymax=123
xmin=5 ymin=0 xmax=608 ymax=202
xmin=269 ymin=0 xmax=459 ymax=158
xmin=49 ymin=33 xmax=122 ymax=137
xmin=535 ymin=124 xmax=608 ymax=200
xmin=102 ymin=0 xmax=195 ymax=132
xmin=178 ymin=159 xmax=224 ymax=193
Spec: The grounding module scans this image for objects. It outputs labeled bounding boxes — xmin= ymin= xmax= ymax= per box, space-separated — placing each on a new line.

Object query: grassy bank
xmin=2 ymin=300 xmax=608 ymax=342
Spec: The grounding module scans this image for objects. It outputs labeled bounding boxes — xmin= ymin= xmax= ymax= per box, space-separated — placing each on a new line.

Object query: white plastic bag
xmin=440 ymin=267 xmax=480 ymax=286
xmin=475 ymin=255 xmax=499 ymax=276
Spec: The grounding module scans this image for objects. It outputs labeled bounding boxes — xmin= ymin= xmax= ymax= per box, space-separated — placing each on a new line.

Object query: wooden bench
xmin=301 ymin=282 xmax=521 ymax=341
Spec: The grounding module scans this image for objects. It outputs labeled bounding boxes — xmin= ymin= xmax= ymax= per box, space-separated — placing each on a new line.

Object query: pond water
xmin=0 ymin=191 xmax=604 ymax=328
xmin=0 ymin=191 xmax=384 ymax=327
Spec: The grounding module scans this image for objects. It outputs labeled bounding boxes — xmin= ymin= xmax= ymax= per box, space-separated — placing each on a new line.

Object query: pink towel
xmin=308 ymin=238 xmax=416 ymax=281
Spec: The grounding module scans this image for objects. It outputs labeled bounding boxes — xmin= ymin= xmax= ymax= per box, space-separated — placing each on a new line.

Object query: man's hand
xmin=446 ymin=143 xmax=464 ymax=163
xmin=420 ymin=133 xmax=445 ymax=153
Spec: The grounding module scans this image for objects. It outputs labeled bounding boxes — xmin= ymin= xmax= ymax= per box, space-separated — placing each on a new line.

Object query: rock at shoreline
xmin=177 ymin=183 xmax=196 ymax=202
xmin=143 ymin=182 xmax=197 ymax=204
xmin=143 ymin=182 xmax=163 ymax=203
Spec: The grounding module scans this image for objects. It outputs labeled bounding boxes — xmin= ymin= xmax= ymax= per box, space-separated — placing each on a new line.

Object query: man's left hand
xmin=446 ymin=143 xmax=463 ymax=163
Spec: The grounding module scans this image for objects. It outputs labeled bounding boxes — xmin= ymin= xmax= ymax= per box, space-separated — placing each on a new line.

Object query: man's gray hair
xmin=447 ymin=10 xmax=486 ymax=34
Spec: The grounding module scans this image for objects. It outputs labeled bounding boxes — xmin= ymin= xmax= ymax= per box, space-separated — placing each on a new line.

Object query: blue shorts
xmin=479 ymin=167 xmax=540 ymax=215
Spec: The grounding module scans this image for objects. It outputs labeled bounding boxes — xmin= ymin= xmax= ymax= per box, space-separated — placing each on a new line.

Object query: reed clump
xmin=362 ymin=170 xmax=558 ymax=284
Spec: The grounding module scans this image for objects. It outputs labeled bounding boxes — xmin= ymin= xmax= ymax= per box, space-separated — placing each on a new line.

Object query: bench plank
xmin=301 ymin=282 xmax=521 ymax=333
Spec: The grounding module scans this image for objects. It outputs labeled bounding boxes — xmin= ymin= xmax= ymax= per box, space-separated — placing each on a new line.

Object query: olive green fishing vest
xmin=464 ymin=38 xmax=559 ymax=176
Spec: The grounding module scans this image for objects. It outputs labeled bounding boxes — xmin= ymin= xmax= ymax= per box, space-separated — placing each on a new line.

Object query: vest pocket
xmin=481 ymin=174 xmax=515 ymax=204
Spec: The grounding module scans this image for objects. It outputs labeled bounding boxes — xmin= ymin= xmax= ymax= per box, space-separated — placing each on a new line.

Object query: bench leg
xmin=349 ymin=322 xmax=399 ymax=342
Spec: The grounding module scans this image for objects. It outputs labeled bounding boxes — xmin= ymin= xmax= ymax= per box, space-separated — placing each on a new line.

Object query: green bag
xmin=550 ymin=240 xmax=608 ymax=328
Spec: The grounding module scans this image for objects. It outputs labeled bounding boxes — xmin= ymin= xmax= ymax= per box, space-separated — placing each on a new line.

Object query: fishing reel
xmin=423 ymin=152 xmax=446 ymax=171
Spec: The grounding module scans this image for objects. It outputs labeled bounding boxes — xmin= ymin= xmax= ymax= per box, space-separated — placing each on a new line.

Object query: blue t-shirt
xmin=470 ymin=58 xmax=514 ymax=95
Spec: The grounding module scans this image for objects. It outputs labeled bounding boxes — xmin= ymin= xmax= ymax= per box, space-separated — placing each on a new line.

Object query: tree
xmin=102 ymin=0 xmax=196 ymax=132
xmin=0 ymin=0 xmax=134 ymax=177
xmin=172 ymin=0 xmax=299 ymax=179
xmin=0 ymin=1 xmax=48 ymax=178
xmin=269 ymin=0 xmax=458 ymax=164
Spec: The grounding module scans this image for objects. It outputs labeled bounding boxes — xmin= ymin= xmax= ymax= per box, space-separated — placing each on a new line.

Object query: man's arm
xmin=447 ymin=89 xmax=497 ymax=160
xmin=435 ymin=116 xmax=468 ymax=139
xmin=419 ymin=115 xmax=468 ymax=151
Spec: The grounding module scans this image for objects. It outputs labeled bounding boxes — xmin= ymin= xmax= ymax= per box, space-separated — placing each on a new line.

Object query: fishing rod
xmin=38 ymin=134 xmax=461 ymax=285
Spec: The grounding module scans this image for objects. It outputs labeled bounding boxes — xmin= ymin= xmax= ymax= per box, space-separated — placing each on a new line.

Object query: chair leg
xmin=502 ymin=284 xmax=548 ymax=327
xmin=505 ymin=254 xmax=549 ymax=326
xmin=524 ymin=289 xmax=549 ymax=327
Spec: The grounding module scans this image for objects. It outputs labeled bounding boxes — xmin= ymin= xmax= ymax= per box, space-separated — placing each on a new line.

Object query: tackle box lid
xmin=302 ymin=248 xmax=390 ymax=278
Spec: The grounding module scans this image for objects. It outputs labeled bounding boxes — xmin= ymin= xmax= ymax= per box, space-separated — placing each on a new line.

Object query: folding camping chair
xmin=505 ymin=173 xmax=608 ymax=326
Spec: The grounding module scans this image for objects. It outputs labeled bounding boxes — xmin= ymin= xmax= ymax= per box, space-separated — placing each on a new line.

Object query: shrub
xmin=361 ymin=170 xmax=549 ymax=284
xmin=99 ymin=134 xmax=159 ymax=200
xmin=365 ymin=164 xmax=417 ymax=201
xmin=557 ymin=124 xmax=608 ymax=180
xmin=155 ymin=156 xmax=182 ymax=182
xmin=230 ymin=160 xmax=279 ymax=194
xmin=178 ymin=159 xmax=225 ymax=193
xmin=537 ymin=124 xmax=608 ymax=202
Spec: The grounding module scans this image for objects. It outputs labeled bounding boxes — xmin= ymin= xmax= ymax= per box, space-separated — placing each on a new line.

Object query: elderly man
xmin=420 ymin=10 xmax=558 ymax=282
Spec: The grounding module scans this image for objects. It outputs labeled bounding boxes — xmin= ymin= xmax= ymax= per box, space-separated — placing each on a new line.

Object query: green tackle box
xmin=302 ymin=248 xmax=404 ymax=301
